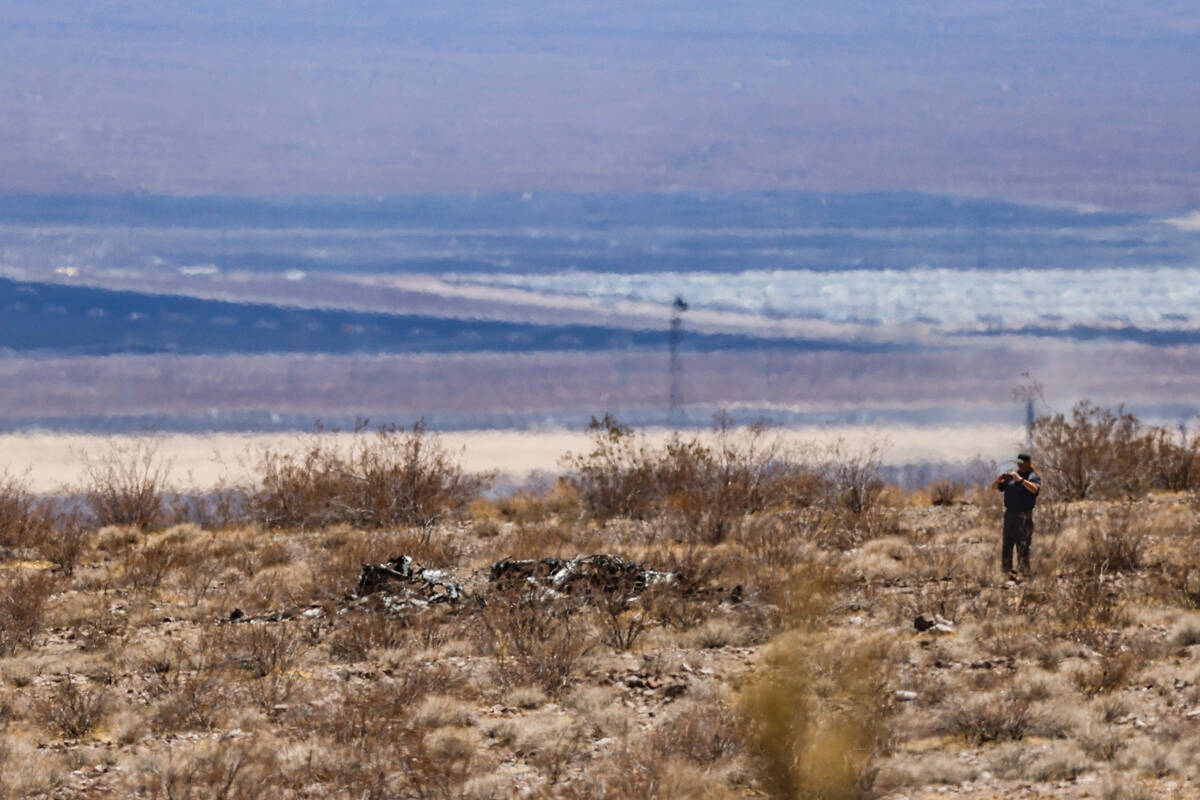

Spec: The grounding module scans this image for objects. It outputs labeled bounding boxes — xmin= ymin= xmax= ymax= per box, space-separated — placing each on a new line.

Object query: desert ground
xmin=1 ymin=417 xmax=1198 ymax=799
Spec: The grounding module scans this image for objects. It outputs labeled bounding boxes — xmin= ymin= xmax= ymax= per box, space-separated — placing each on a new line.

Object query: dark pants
xmin=1002 ymin=509 xmax=1033 ymax=573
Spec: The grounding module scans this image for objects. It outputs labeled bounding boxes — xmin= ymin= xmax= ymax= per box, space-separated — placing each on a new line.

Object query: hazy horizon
xmin=4 ymin=2 xmax=1200 ymax=208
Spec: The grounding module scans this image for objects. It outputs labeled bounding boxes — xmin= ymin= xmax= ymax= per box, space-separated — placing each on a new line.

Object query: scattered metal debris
xmin=489 ymin=554 xmax=675 ymax=600
xmin=230 ymin=553 xmax=739 ymax=622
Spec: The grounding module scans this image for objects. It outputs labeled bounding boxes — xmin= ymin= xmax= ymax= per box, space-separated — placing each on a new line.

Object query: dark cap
xmin=1017 ymin=452 xmax=1032 ymax=462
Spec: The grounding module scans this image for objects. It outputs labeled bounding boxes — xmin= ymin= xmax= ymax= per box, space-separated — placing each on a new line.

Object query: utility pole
xmin=1025 ymin=395 xmax=1035 ymax=453
xmin=1013 ymin=371 xmax=1043 ymax=454
xmin=669 ymin=296 xmax=687 ymax=427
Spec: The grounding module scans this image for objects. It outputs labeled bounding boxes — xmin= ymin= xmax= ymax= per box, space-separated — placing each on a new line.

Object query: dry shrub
xmin=651 ymin=700 xmax=742 ymax=765
xmin=481 ymin=594 xmax=592 ymax=696
xmin=735 ymin=512 xmax=812 ymax=570
xmin=941 ymin=689 xmax=1032 ymax=745
xmin=0 ymin=470 xmax=54 ymax=551
xmin=1051 ymin=573 xmax=1128 ymax=628
xmin=1069 ymin=504 xmax=1146 ymax=576
xmin=168 ymin=485 xmax=251 ymax=530
xmin=525 ymin=722 xmax=588 ymax=787
xmin=35 ymin=679 xmax=108 ymax=739
xmin=927 ymin=480 xmax=964 ymax=506
xmin=1079 ymin=722 xmax=1126 ymax=761
xmin=1172 ymin=617 xmax=1200 ymax=647
xmin=131 ymin=738 xmax=279 ymax=799
xmin=81 ymin=435 xmax=172 ymax=529
xmin=1072 ymin=649 xmax=1142 ymax=698
xmin=318 ymin=662 xmax=464 ymax=744
xmin=874 ymin=752 xmax=977 ymax=790
xmin=1033 ymin=497 xmax=1070 ymax=539
xmin=846 ymin=535 xmax=919 ymax=583
xmin=565 ymin=415 xmax=891 ymax=549
xmin=250 ymin=420 xmax=492 ymax=530
xmin=821 ymin=441 xmax=886 ymax=516
xmin=1034 ymin=400 xmax=1200 ymax=500
xmin=326 ymin=611 xmax=412 ymax=661
xmin=591 ymin=595 xmax=652 ymax=652
xmin=35 ymin=514 xmax=90 ymax=576
xmin=551 ymin=742 xmax=678 ymax=800
xmin=566 ymin=413 xmax=816 ymax=543
xmin=986 ymin=740 xmax=1090 ymax=782
xmin=304 ymin=666 xmax=479 ymax=799
xmin=1151 ymin=561 xmax=1200 ymax=609
xmin=812 ymin=504 xmax=901 ymax=552
xmin=0 ymin=569 xmax=56 ymax=655
xmin=150 ymin=673 xmax=227 ymax=734
xmin=493 ymin=485 xmax=571 ymax=524
xmin=632 ymin=544 xmax=743 ymax=633
xmin=396 ymin=728 xmax=483 ymax=800
xmin=296 ymin=526 xmax=461 ymax=606
xmin=218 ymin=623 xmax=308 ymax=679
xmin=120 ymin=535 xmax=192 ymax=590
xmin=503 ymin=519 xmax=578 ymax=559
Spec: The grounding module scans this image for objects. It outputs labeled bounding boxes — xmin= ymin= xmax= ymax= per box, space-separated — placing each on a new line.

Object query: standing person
xmin=991 ymin=452 xmax=1041 ymax=576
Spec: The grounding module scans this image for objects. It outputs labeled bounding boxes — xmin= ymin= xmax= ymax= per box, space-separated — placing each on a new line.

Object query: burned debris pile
xmin=350 ymin=553 xmax=741 ymax=614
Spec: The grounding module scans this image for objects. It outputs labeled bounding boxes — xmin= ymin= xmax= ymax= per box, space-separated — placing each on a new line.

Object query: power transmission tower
xmin=669 ymin=296 xmax=687 ymax=427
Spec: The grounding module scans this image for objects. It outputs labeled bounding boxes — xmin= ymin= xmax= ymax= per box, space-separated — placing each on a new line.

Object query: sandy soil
xmin=0 ymin=424 xmax=1022 ymax=492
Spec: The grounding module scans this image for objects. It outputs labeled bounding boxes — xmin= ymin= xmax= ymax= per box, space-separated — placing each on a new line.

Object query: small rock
xmin=662 ymin=684 xmax=687 ymax=700
xmin=914 ymin=613 xmax=936 ymax=631
xmin=895 ymin=690 xmax=918 ymax=702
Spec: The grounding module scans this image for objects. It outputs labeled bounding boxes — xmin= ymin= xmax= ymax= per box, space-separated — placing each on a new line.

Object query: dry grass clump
xmin=739 ymin=560 xmax=893 ymax=800
xmin=874 ymin=752 xmax=978 ymax=789
xmin=249 ymin=420 xmax=492 ymax=530
xmin=741 ymin=631 xmax=892 ymax=800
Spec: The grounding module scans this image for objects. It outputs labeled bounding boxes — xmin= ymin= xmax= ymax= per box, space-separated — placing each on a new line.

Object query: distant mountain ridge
xmin=0 ymin=191 xmax=1138 ymax=231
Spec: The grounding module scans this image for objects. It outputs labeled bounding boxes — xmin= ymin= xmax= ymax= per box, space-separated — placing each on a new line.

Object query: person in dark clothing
xmin=991 ymin=452 xmax=1041 ymax=575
